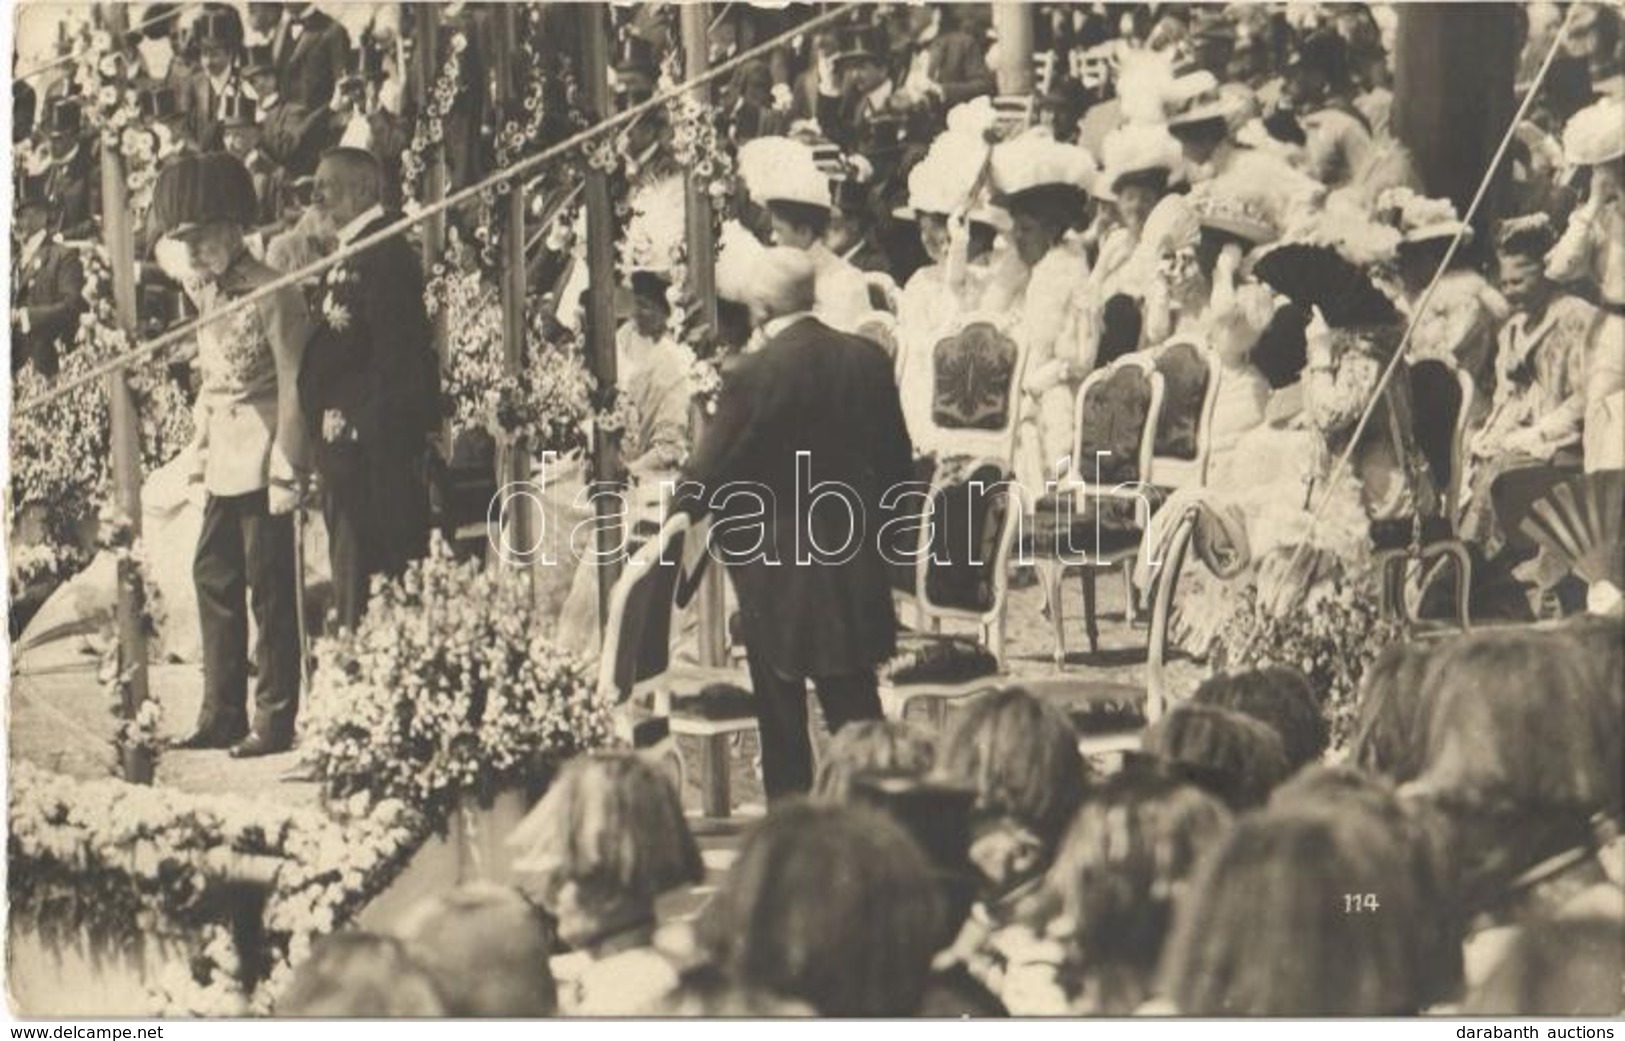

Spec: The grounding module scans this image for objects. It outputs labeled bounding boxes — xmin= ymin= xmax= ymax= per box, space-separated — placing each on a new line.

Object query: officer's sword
xmin=293 ymin=495 xmax=310 ymax=695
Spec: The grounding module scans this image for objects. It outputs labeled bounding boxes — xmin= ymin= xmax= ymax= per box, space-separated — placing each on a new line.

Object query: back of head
xmin=753 ymin=245 xmax=818 ymax=318
xmin=1351 ymin=639 xmax=1433 ymax=781
xmin=395 ymin=884 xmax=557 ymax=1017
xmin=812 ymin=720 xmax=935 ymax=804
xmin=1047 ymin=773 xmax=1232 ymax=977
xmin=697 ymin=800 xmax=945 ymax=1017
xmin=1162 ymin=808 xmax=1424 ymax=1016
xmin=1463 ymin=916 xmax=1625 ymax=1016
xmin=940 ymin=687 xmax=1089 ymax=848
xmin=507 ymin=751 xmax=702 ymax=913
xmin=1192 ymin=666 xmax=1327 ymax=771
xmin=1143 ymin=702 xmax=1291 ymax=810
xmin=277 ymin=933 xmax=446 ymax=1017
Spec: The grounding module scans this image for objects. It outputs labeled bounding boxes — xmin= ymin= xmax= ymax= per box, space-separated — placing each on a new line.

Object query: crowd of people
xmin=277 ymin=613 xmax=1622 ymax=1017
xmin=9 ymin=0 xmax=1625 ymax=1019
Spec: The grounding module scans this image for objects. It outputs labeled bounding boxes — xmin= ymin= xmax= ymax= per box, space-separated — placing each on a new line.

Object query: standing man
xmin=187 ymin=6 xmax=246 ymax=152
xmin=39 ymin=97 xmax=97 ymax=241
xmin=273 ymin=2 xmax=351 ymax=112
xmin=11 ymin=178 xmax=84 ymax=377
xmin=153 ymin=154 xmax=311 ymax=758
xmin=299 ymin=148 xmax=439 ymax=630
xmin=676 ymin=249 xmax=914 ymax=799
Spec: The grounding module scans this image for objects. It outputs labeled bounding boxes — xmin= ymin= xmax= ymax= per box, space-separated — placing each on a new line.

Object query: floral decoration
xmin=96 ymin=503 xmax=166 ymax=775
xmin=400 ymin=29 xmax=468 ymax=203
xmin=300 ymin=533 xmax=617 ymax=825
xmin=65 ymin=27 xmax=179 ymax=219
xmin=8 ymin=761 xmax=427 ymax=1015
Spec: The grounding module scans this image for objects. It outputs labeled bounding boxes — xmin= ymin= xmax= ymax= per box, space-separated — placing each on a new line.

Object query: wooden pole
xmin=580 ymin=4 xmax=623 ymax=626
xmin=413 ymin=6 xmax=451 ymax=451
xmin=494 ymin=4 xmax=533 ymax=564
xmin=680 ymin=4 xmax=727 ymax=669
xmin=99 ymin=4 xmax=152 ymax=785
xmin=991 ymin=3 xmax=1034 ymax=95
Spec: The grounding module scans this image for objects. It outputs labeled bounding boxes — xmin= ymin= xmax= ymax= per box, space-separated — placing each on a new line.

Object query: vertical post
xmin=991 ymin=3 xmax=1035 ymax=95
xmin=680 ymin=3 xmax=727 ymax=669
xmin=413 ymin=6 xmax=451 ymax=449
xmin=495 ymin=4 xmax=532 ymax=564
xmin=580 ymin=4 xmax=623 ymax=625
xmin=1392 ymin=4 xmax=1518 ymax=237
xmin=100 ymin=4 xmax=152 ymax=785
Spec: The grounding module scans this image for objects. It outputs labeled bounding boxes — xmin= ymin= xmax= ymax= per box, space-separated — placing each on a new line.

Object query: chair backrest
xmin=1408 ymin=358 xmax=1474 ymax=519
xmin=926 ymin=315 xmax=1027 ymax=465
xmin=863 ymin=271 xmax=900 ymax=315
xmin=912 ymin=458 xmax=1022 ymax=625
xmin=854 ymin=309 xmax=901 ymax=363
xmin=597 ymin=514 xmax=691 ymax=704
xmin=1149 ymin=338 xmax=1220 ymax=486
xmin=1071 ymin=355 xmax=1166 ymax=527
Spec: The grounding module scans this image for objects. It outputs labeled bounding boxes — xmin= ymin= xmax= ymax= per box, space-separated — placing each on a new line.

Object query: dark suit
xmin=259 ymin=96 xmax=325 ymax=177
xmin=298 ymin=210 xmax=440 ymax=629
xmin=41 ymin=146 xmax=97 ymax=241
xmin=679 ymin=317 xmax=915 ymax=797
xmin=905 ymin=30 xmax=995 ymax=107
xmin=12 ymin=239 xmax=85 ymax=376
xmin=186 ymin=69 xmax=242 ymax=152
xmin=273 ymin=10 xmax=350 ymax=111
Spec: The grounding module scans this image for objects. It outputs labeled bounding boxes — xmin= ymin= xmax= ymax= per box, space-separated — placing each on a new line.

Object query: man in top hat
xmin=825 ymin=164 xmax=892 ymax=276
xmin=890 ymin=6 xmax=994 ymax=115
xmin=272 ymin=2 xmax=351 ymax=112
xmin=138 ymin=83 xmax=195 ymax=155
xmin=219 ymin=95 xmax=283 ymax=228
xmin=39 ymin=96 xmax=98 ymax=241
xmin=1282 ymin=27 xmax=1373 ymax=191
xmin=11 ymin=176 xmax=85 ymax=377
xmin=187 ymin=5 xmax=246 ymax=152
xmin=675 ymin=246 xmax=914 ymax=800
xmin=241 ymin=43 xmax=321 ymax=179
xmin=299 ymin=147 xmax=440 ymax=630
xmin=816 ymin=25 xmax=910 ymax=183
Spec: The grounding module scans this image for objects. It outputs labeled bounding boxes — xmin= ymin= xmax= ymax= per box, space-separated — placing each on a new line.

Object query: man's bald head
xmin=313 ymin=147 xmax=383 ymax=229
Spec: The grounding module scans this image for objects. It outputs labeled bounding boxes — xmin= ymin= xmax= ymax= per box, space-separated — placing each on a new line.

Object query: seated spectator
xmin=277 ymin=933 xmax=446 ymax=1017
xmin=812 ymin=720 xmax=935 ymax=804
xmin=1161 ymin=808 xmax=1428 ymax=1015
xmin=1142 ymin=702 xmax=1291 ymax=810
xmin=1202 ymin=283 xmax=1276 ymax=467
xmin=507 ymin=752 xmax=704 ymax=1014
xmin=1040 ymin=774 xmax=1233 ymax=1014
xmin=394 ymin=884 xmax=557 ymax=1017
xmin=1462 ymin=215 xmax=1608 ymax=567
xmin=1190 ymin=665 xmax=1327 ymax=773
xmin=696 ymin=801 xmax=946 ymax=1017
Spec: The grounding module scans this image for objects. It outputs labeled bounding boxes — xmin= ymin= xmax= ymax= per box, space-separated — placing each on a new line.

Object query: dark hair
xmin=767 ymin=199 xmax=831 ymax=238
xmin=812 ymin=720 xmax=935 ymax=804
xmin=1494 ymin=214 xmax=1558 ymax=262
xmin=1252 ymin=300 xmax=1311 ymax=389
xmin=697 ymin=801 xmax=945 ymax=1016
xmin=1192 ymin=666 xmax=1327 ymax=772
xmin=396 ymin=885 xmax=557 ymax=1017
xmin=1099 ymin=293 xmax=1145 ymax=365
xmin=1269 ymin=767 xmax=1466 ymax=1007
xmin=1167 ymin=116 xmax=1229 ymax=148
xmin=1142 ymin=702 xmax=1291 ymax=810
xmin=1112 ymin=166 xmax=1171 ymax=198
xmin=1350 ymin=640 xmax=1433 ymax=781
xmin=277 ymin=933 xmax=446 ymax=1017
xmin=1162 ymin=809 xmax=1426 ymax=1015
xmin=1001 ymin=184 xmax=1088 ymax=235
xmin=1046 ymin=774 xmax=1231 ymax=995
xmin=629 ymin=269 xmax=672 ymax=308
xmin=940 ymin=687 xmax=1089 ymax=848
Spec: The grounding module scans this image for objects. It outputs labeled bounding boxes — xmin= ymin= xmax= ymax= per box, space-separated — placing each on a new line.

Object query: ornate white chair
xmin=1147 ymin=338 xmax=1221 ymax=492
xmin=912 ymin=313 xmax=1028 ymax=471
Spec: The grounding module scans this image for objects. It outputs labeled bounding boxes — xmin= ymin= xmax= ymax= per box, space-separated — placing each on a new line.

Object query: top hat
xmin=351 ymin=41 xmax=387 ymax=82
xmin=44 ymin=96 xmax=83 ymax=137
xmin=194 ymin=6 xmax=245 ymax=49
xmin=832 ymin=26 xmax=889 ymax=70
xmin=16 ymin=173 xmax=51 ymax=212
xmin=829 ymin=176 xmax=868 ymax=213
xmin=218 ymin=93 xmax=257 ymax=129
xmin=139 ymin=3 xmax=183 ymax=41
xmin=614 ymin=35 xmax=658 ymax=78
xmin=138 ymin=84 xmax=181 ymax=123
xmin=1286 ymin=27 xmax=1349 ymax=86
xmin=242 ymin=43 xmax=275 ymax=80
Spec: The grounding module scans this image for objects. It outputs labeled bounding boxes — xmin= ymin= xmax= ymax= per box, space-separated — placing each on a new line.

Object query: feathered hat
xmin=737 ymin=135 xmax=831 ymax=212
xmin=1563 ymin=96 xmax=1625 ymax=167
xmin=898 ymin=129 xmax=1003 ymax=226
xmin=990 ymin=133 xmax=1097 ymax=215
xmin=149 ymin=152 xmax=259 ymax=237
xmin=1375 ymin=187 xmax=1470 ymax=247
xmin=715 ymin=219 xmax=767 ymax=307
xmin=1097 ymin=123 xmax=1184 ymax=198
xmin=1188 ymin=176 xmax=1279 ymax=245
xmin=1253 ymin=205 xmax=1401 ymax=330
xmin=620 ymin=174 xmax=687 ymax=279
xmin=1164 ymin=70 xmax=1247 ymax=130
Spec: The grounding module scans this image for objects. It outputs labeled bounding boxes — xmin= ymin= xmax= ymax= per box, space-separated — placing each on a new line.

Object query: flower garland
xmin=8 ymin=761 xmax=427 ymax=1015
xmin=96 ymin=503 xmax=165 ymax=774
xmin=67 ymin=28 xmax=179 ymax=219
xmin=300 ymin=534 xmax=617 ymax=825
xmin=400 ymin=29 xmax=468 ymax=204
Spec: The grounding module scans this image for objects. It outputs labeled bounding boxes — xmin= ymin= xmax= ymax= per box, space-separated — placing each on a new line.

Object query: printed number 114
xmin=1343 ymin=893 xmax=1379 ymax=913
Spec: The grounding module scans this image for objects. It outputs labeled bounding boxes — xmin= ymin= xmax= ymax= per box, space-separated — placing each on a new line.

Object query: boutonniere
xmin=318 ymin=262 xmax=358 ymax=332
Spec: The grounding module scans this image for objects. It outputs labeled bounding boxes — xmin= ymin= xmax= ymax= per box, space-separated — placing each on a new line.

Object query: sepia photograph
xmin=4 ymin=0 xmax=1623 ymax=1025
